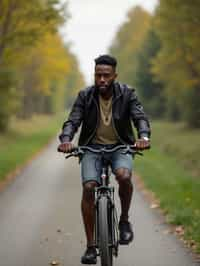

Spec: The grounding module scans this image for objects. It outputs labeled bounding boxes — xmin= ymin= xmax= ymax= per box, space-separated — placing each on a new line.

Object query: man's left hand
xmin=134 ymin=138 xmax=150 ymax=150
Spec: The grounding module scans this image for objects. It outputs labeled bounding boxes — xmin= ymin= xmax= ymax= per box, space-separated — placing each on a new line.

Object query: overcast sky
xmin=61 ymin=0 xmax=158 ymax=84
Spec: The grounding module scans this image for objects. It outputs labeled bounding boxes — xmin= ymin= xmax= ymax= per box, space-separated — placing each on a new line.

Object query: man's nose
xmin=100 ymin=76 xmax=105 ymax=82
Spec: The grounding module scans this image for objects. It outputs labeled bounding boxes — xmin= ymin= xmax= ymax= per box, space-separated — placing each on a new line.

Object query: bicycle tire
xmin=98 ymin=195 xmax=113 ymax=266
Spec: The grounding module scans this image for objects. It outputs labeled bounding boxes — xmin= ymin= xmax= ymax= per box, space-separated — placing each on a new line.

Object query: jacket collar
xmin=112 ymin=82 xmax=122 ymax=100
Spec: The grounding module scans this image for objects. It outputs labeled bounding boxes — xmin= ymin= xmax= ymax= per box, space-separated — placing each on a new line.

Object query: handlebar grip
xmin=57 ymin=144 xmax=77 ymax=153
xmin=57 ymin=146 xmax=64 ymax=152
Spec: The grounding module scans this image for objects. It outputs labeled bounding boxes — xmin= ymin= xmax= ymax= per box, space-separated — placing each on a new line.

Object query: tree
xmin=109 ymin=6 xmax=151 ymax=86
xmin=0 ymin=0 xmax=65 ymax=65
xmin=152 ymin=0 xmax=200 ymax=127
xmin=17 ymin=32 xmax=85 ymax=118
xmin=0 ymin=0 xmax=67 ymax=130
xmin=135 ymin=27 xmax=165 ymax=118
xmin=0 ymin=68 xmax=19 ymax=131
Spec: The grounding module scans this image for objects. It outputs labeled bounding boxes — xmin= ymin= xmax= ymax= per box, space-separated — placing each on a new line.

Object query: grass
xmin=150 ymin=121 xmax=200 ymax=177
xmin=135 ymin=121 xmax=200 ymax=252
xmin=0 ymin=114 xmax=64 ymax=181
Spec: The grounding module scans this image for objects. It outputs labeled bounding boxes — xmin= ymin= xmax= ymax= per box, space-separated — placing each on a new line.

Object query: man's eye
xmin=95 ymin=73 xmax=111 ymax=78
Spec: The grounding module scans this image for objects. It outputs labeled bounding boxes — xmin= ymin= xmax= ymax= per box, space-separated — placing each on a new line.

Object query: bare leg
xmin=115 ymin=168 xmax=133 ymax=221
xmin=81 ymin=181 xmax=98 ymax=246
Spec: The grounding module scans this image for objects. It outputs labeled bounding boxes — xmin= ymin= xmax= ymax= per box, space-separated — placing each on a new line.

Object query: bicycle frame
xmin=63 ymin=144 xmax=143 ymax=265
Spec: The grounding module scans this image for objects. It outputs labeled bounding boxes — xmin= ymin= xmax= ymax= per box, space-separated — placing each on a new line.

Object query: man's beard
xmin=97 ymin=81 xmax=114 ymax=96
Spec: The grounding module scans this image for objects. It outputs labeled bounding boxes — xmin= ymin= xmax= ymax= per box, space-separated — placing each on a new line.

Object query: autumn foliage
xmin=109 ymin=2 xmax=200 ymax=128
xmin=0 ymin=0 xmax=85 ymax=131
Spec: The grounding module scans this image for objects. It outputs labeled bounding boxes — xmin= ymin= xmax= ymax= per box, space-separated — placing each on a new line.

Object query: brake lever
xmin=136 ymin=151 xmax=143 ymax=156
xmin=65 ymin=153 xmax=74 ymax=159
xmin=121 ymin=146 xmax=143 ymax=156
xmin=65 ymin=148 xmax=84 ymax=159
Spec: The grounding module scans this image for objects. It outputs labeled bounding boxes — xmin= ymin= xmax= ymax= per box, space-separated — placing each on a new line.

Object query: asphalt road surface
xmin=0 ymin=140 xmax=199 ymax=266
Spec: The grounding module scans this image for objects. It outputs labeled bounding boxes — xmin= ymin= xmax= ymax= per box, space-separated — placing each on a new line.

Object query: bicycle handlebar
xmin=64 ymin=145 xmax=143 ymax=159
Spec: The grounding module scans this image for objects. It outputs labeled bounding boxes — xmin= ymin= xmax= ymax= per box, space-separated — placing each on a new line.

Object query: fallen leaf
xmin=189 ymin=240 xmax=196 ymax=248
xmin=175 ymin=226 xmax=185 ymax=236
xmin=150 ymin=203 xmax=159 ymax=209
xmin=50 ymin=260 xmax=60 ymax=265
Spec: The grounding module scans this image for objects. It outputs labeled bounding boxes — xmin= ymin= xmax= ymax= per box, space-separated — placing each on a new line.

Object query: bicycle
xmin=64 ymin=144 xmax=142 ymax=266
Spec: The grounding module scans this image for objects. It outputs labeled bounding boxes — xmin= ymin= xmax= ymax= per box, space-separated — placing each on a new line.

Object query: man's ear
xmin=114 ymin=72 xmax=118 ymax=79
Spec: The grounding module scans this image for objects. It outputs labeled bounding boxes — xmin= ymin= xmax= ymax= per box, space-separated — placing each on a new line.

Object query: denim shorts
xmin=80 ymin=144 xmax=133 ymax=184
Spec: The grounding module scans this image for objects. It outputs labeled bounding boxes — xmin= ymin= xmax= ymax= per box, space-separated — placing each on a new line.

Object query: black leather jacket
xmin=59 ymin=82 xmax=151 ymax=145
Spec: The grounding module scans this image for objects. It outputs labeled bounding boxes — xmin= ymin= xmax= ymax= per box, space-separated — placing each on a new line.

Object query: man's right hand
xmin=57 ymin=142 xmax=74 ymax=153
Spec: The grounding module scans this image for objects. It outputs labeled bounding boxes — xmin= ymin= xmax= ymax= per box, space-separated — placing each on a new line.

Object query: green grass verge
xmin=0 ymin=114 xmax=64 ymax=181
xmin=151 ymin=121 xmax=200 ymax=177
xmin=135 ymin=121 xmax=200 ymax=252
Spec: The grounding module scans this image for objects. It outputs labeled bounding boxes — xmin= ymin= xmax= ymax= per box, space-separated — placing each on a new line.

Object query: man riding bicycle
xmin=58 ymin=54 xmax=151 ymax=264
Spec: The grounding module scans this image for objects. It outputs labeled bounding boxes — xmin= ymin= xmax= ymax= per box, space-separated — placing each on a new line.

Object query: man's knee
xmin=115 ymin=168 xmax=132 ymax=186
xmin=82 ymin=181 xmax=98 ymax=201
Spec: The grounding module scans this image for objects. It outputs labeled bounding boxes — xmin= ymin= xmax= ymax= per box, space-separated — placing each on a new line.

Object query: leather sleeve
xmin=129 ymin=89 xmax=151 ymax=138
xmin=59 ymin=91 xmax=85 ymax=143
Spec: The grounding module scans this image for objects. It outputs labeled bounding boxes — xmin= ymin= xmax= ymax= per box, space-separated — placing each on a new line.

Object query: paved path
xmin=0 ymin=140 xmax=199 ymax=266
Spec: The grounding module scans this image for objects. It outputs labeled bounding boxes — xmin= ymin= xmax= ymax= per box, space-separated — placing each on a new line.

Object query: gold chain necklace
xmin=99 ymin=96 xmax=112 ymax=126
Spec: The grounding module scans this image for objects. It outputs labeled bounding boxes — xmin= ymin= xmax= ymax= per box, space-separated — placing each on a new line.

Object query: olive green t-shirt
xmin=93 ymin=95 xmax=118 ymax=144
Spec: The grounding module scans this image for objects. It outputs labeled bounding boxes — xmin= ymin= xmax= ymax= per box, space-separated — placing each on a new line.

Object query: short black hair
xmin=95 ymin=54 xmax=117 ymax=68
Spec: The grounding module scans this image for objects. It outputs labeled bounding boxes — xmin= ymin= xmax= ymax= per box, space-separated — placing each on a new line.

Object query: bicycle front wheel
xmin=98 ymin=195 xmax=113 ymax=266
